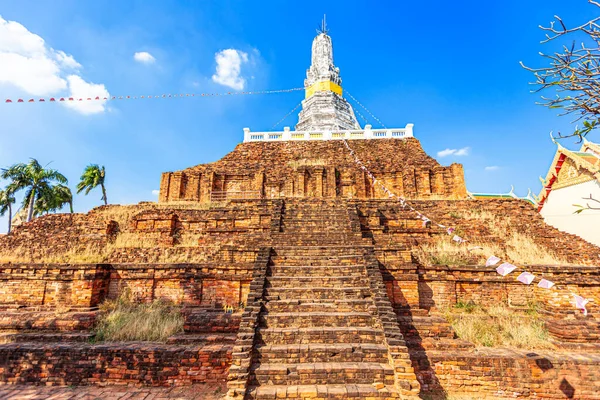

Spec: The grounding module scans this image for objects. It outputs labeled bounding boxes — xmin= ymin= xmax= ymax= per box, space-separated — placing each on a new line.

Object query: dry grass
xmin=94 ymin=291 xmax=184 ymax=342
xmin=457 ymin=210 xmax=571 ymax=265
xmin=504 ymin=233 xmax=568 ymax=265
xmin=444 ymin=301 xmax=554 ymax=350
xmin=0 ymin=244 xmax=108 ymax=264
xmin=110 ymin=232 xmax=158 ymax=249
xmin=414 ymin=238 xmax=503 ymax=266
xmin=0 ymin=246 xmax=30 ymax=263
xmin=92 ymin=205 xmax=141 ymax=229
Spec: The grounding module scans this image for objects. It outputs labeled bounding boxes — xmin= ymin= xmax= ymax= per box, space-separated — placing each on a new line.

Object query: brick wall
xmin=383 ymin=263 xmax=600 ymax=314
xmin=420 ymin=349 xmax=600 ymax=399
xmin=0 ymin=343 xmax=232 ymax=386
xmin=0 ymin=263 xmax=253 ymax=309
xmin=160 ymin=139 xmax=467 ymax=202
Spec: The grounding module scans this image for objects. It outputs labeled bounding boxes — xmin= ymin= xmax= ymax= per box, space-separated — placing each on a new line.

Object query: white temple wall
xmin=540 ymin=180 xmax=600 ymax=246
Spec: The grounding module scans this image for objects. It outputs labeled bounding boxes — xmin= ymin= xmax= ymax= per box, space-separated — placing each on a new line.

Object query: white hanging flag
xmin=573 ymin=294 xmax=591 ymax=316
xmin=496 ymin=262 xmax=517 ymax=276
xmin=452 ymin=235 xmax=466 ymax=244
xmin=422 ymin=218 xmax=431 ymax=227
xmin=537 ymin=279 xmax=555 ymax=289
xmin=517 ymin=272 xmax=535 ymax=285
xmin=486 ymin=256 xmax=501 ymax=267
xmin=447 ymin=227 xmax=455 ymax=235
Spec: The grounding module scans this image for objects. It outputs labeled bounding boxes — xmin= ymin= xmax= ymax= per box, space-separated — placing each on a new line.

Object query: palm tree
xmin=33 ymin=184 xmax=73 ymax=216
xmin=0 ymin=188 xmax=16 ymax=233
xmin=52 ymin=184 xmax=73 ymax=213
xmin=77 ymin=165 xmax=107 ymax=205
xmin=1 ymin=159 xmax=68 ymax=222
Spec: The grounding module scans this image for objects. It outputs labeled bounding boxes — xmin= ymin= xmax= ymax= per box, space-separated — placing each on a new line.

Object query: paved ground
xmin=0 ymin=384 xmax=227 ymax=399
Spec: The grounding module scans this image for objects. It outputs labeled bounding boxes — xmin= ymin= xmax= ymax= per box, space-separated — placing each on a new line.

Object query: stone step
xmin=250 ymin=362 xmax=395 ymax=386
xmin=272 ymin=247 xmax=365 ymax=255
xmin=269 ymin=265 xmax=366 ymax=277
xmin=260 ymin=312 xmax=375 ymax=328
xmin=270 ymin=257 xmax=364 ymax=267
xmin=266 ymin=299 xmax=372 ymax=313
xmin=0 ymin=332 xmax=94 ymax=343
xmin=273 ymin=239 xmax=364 ymax=246
xmin=254 ymin=343 xmax=389 ymax=364
xmin=280 ymin=217 xmax=349 ymax=223
xmin=257 ymin=327 xmax=385 ymax=345
xmin=271 ymin=253 xmax=364 ymax=259
xmin=247 ymin=383 xmax=400 ymax=399
xmin=166 ymin=333 xmax=237 ymax=345
xmin=280 ymin=221 xmax=349 ymax=228
xmin=265 ymin=287 xmax=371 ymax=300
xmin=273 ymin=232 xmax=361 ymax=239
xmin=266 ymin=276 xmax=367 ymax=288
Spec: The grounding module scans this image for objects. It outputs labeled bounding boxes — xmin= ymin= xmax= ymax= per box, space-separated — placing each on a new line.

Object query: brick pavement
xmin=0 ymin=384 xmax=226 ymax=400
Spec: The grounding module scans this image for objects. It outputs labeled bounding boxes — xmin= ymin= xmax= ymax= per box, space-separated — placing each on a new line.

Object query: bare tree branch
xmin=573 ymin=194 xmax=600 ymax=213
xmin=522 ymin=0 xmax=600 ymax=142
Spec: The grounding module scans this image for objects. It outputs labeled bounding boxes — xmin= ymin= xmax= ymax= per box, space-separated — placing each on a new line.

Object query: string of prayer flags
xmin=537 ymin=279 xmax=555 ymax=289
xmin=496 ymin=262 xmax=517 ymax=277
xmin=3 ymin=87 xmax=304 ymax=105
xmin=486 ymin=256 xmax=501 ymax=267
xmin=517 ymin=271 xmax=536 ymax=285
xmin=341 ymin=138 xmax=592 ymax=315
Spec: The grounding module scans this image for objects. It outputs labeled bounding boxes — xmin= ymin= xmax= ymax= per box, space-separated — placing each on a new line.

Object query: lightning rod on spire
xmin=317 ymin=14 xmax=328 ymax=35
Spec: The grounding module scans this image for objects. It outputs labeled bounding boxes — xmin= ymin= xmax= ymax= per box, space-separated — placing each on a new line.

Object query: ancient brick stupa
xmin=0 ymin=19 xmax=599 ymax=400
xmin=159 ymin=22 xmax=467 ymax=204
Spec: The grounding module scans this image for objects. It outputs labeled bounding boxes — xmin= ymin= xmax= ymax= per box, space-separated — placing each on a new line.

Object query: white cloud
xmin=151 ymin=189 xmax=160 ymax=196
xmin=485 ymin=166 xmax=499 ymax=171
xmin=212 ymin=49 xmax=248 ymax=90
xmin=437 ymin=147 xmax=470 ymax=157
xmin=134 ymin=51 xmax=155 ymax=64
xmin=54 ymin=50 xmax=81 ymax=69
xmin=0 ymin=15 xmax=108 ymax=114
xmin=62 ymin=75 xmax=109 ymax=115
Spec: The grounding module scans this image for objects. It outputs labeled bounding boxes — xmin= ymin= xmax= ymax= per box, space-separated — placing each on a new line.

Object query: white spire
xmin=296 ymin=21 xmax=360 ymax=132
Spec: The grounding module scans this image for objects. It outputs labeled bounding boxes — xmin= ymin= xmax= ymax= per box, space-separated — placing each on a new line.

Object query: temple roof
xmin=468 ymin=187 xmax=537 ymax=205
xmin=536 ymin=137 xmax=600 ymax=212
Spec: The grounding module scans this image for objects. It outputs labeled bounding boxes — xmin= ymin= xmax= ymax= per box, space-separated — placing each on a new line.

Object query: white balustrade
xmin=242 ymin=123 xmax=414 ymax=143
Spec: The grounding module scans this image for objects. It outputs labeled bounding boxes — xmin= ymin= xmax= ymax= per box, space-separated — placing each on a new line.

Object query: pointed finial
xmin=317 ymin=14 xmax=329 ymax=35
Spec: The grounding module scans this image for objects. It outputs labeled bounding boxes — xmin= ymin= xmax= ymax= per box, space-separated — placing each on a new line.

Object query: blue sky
xmin=0 ymin=0 xmax=599 ymax=233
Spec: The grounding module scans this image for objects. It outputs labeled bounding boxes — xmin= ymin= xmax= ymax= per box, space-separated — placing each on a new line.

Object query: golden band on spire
xmin=305 ymin=80 xmax=343 ymax=98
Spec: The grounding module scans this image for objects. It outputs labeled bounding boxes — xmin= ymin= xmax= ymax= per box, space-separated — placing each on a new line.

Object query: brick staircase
xmin=228 ymin=199 xmax=419 ymax=399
